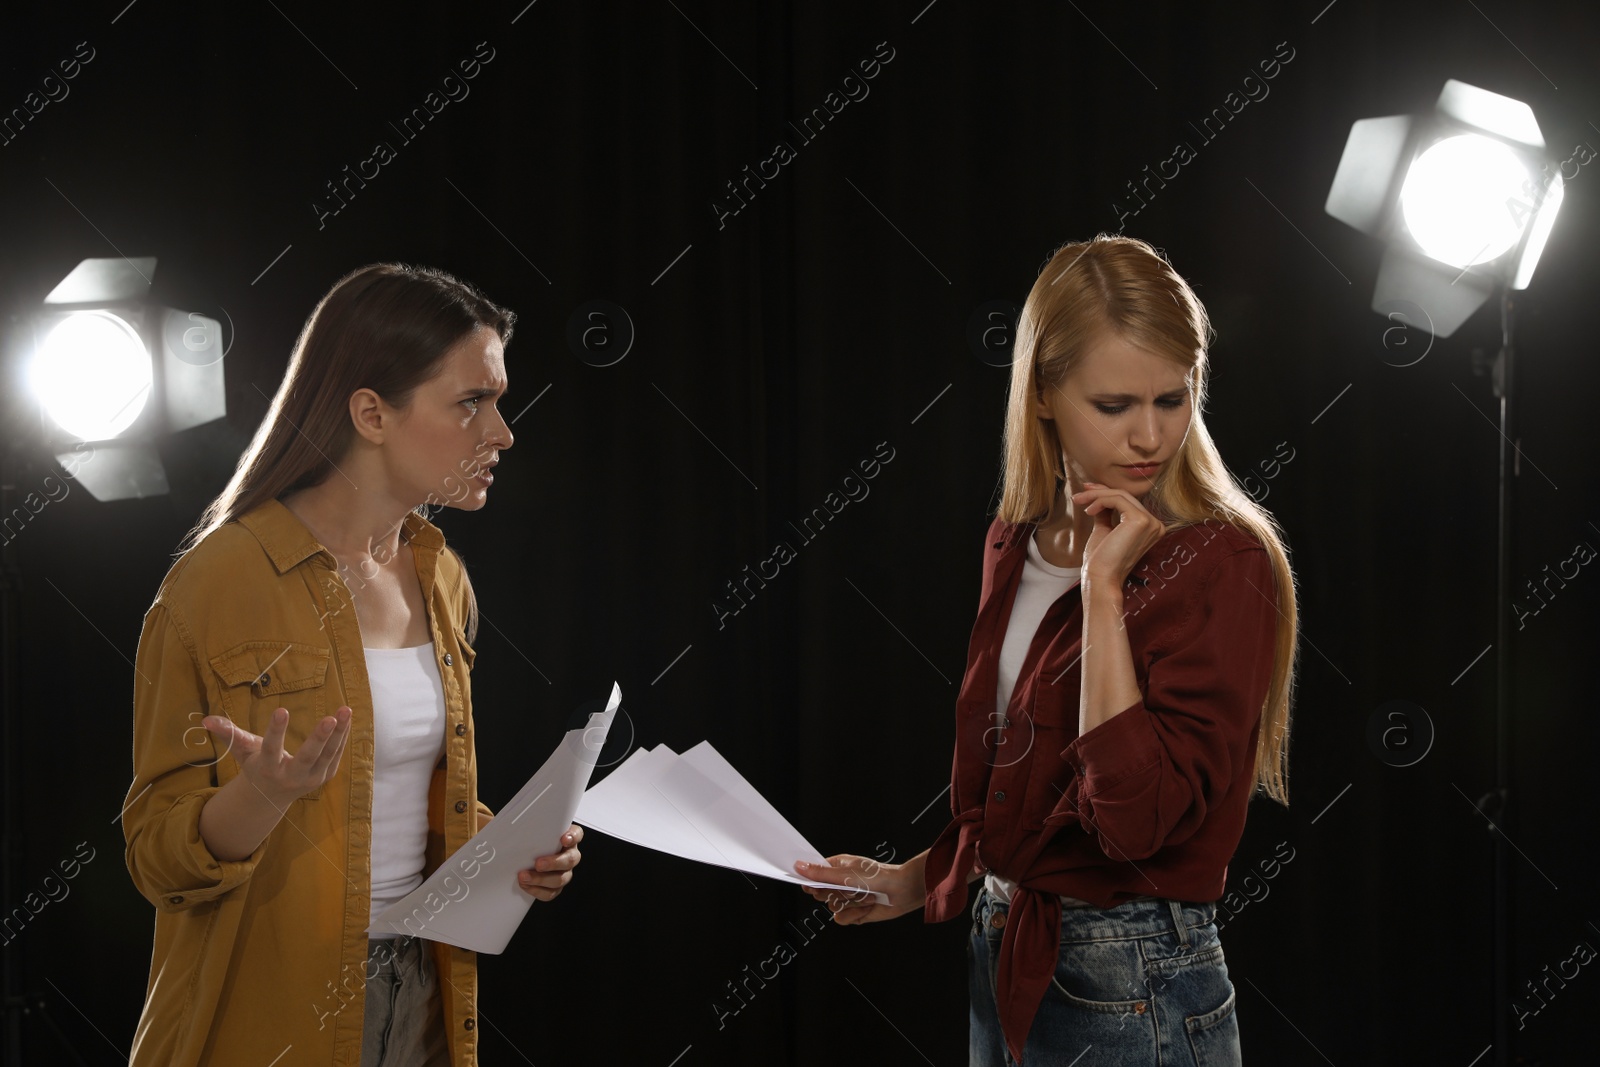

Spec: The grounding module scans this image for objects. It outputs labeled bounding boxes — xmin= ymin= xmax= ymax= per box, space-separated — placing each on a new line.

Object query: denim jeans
xmin=968 ymin=888 xmax=1241 ymax=1066
xmin=361 ymin=934 xmax=451 ymax=1067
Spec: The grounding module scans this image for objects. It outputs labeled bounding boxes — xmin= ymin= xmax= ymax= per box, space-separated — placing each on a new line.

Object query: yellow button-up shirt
xmin=122 ymin=497 xmax=494 ymax=1066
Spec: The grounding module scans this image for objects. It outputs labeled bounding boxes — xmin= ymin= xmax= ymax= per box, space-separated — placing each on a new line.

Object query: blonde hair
xmin=999 ymin=234 xmax=1299 ymax=805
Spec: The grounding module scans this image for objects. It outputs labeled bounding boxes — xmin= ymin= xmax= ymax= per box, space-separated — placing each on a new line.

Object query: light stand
xmin=1484 ymin=288 xmax=1515 ymax=1067
xmin=1325 ymin=79 xmax=1565 ymax=1067
xmin=0 ymin=402 xmax=92 ymax=1067
xmin=1 ymin=258 xmax=227 ymax=1065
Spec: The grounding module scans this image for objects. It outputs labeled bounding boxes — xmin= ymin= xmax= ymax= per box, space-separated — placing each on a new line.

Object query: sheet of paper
xmin=576 ymin=740 xmax=889 ymax=904
xmin=367 ymin=682 xmax=620 ymax=954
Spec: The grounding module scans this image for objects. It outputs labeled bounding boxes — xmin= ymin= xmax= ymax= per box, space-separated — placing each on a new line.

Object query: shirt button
xmin=168 ymin=895 xmax=183 ymax=905
xmin=463 ymin=1018 xmax=475 ymax=1031
xmin=455 ymin=800 xmax=468 ymax=813
xmin=993 ymin=791 xmax=1006 ymax=802
xmin=444 ymin=653 xmax=454 ymax=666
xmin=258 ymin=673 xmax=271 ymax=687
xmin=455 ymin=723 xmax=467 ymax=736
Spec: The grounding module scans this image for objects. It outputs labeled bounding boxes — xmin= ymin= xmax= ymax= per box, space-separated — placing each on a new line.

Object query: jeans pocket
xmin=1185 ymin=986 xmax=1241 ymax=1066
xmin=1041 ymin=936 xmax=1160 ymax=1057
xmin=1155 ymin=942 xmax=1240 ymax=1067
xmin=1049 ymin=937 xmax=1152 ymax=1013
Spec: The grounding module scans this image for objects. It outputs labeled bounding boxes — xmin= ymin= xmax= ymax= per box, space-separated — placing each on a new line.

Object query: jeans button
xmin=990 ymin=911 xmax=1006 ymax=930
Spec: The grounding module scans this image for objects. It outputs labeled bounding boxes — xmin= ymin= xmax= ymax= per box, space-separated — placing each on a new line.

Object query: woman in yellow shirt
xmin=121 ymin=263 xmax=580 ymax=1067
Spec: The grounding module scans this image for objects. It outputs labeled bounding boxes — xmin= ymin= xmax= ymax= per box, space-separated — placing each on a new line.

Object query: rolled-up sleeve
xmin=122 ymin=602 xmax=266 ymax=911
xmin=1058 ymin=546 xmax=1278 ymax=862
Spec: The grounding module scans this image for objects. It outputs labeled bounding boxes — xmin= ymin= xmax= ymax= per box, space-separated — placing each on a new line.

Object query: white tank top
xmin=363 ymin=642 xmax=447 ymax=936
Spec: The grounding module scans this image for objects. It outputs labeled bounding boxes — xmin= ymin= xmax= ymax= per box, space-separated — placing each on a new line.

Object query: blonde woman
xmin=802 ymin=235 xmax=1299 ymax=1066
xmin=122 ymin=264 xmax=582 ymax=1067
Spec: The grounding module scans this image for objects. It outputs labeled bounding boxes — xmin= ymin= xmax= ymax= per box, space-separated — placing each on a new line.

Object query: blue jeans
xmin=968 ymin=888 xmax=1241 ymax=1066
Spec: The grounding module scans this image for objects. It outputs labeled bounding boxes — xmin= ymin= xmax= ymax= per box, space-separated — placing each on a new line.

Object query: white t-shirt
xmin=984 ymin=532 xmax=1098 ymax=907
xmin=364 ymin=643 xmax=448 ymax=936
xmin=994 ymin=532 xmax=1082 ymax=718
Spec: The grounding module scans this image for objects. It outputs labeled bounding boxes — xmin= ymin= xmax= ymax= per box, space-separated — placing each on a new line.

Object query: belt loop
xmin=1168 ymin=899 xmax=1190 ymax=949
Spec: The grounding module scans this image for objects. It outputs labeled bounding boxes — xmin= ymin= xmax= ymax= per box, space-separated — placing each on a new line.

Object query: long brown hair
xmin=179 ymin=263 xmax=516 ymax=643
xmin=999 ymin=234 xmax=1299 ymax=805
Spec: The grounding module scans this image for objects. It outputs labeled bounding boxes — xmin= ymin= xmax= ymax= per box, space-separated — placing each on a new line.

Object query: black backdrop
xmin=2 ymin=1 xmax=1598 ymax=1064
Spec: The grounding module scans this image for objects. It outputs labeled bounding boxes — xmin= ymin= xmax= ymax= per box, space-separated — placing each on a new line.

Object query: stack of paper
xmin=368 ymin=682 xmax=621 ymax=953
xmin=575 ymin=741 xmax=888 ymax=904
xmin=370 ymin=693 xmax=883 ymax=955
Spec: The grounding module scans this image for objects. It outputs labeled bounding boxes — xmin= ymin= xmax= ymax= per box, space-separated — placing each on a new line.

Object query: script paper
xmin=367 ymin=682 xmax=620 ymax=953
xmin=575 ymin=740 xmax=889 ymax=904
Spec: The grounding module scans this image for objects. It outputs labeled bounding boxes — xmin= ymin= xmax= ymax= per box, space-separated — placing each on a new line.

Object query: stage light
xmin=1399 ymin=134 xmax=1542 ymax=269
xmin=1 ymin=255 xmax=229 ymax=1064
xmin=1325 ymin=79 xmax=1564 ymax=337
xmin=28 ymin=310 xmax=153 ymax=441
xmin=26 ymin=257 xmax=227 ymax=501
xmin=1327 ymin=81 xmax=1569 ymax=1067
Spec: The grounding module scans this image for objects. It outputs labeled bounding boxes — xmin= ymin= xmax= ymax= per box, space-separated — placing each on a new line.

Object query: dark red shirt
xmin=923 ymin=515 xmax=1280 ymax=1063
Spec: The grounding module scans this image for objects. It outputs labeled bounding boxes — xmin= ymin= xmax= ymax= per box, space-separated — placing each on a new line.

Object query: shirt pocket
xmin=209 ymin=640 xmax=334 ymax=801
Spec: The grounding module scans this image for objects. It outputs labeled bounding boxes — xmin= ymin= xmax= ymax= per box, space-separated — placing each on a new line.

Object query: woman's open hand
xmin=202 ymin=707 xmax=352 ymax=804
xmin=795 ymin=853 xmax=927 ymax=925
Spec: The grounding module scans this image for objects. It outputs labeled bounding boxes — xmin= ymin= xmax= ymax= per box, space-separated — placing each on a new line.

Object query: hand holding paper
xmin=794 ymin=852 xmax=931 ymax=923
xmin=371 ymin=689 xmax=885 ymax=955
xmin=574 ymin=740 xmax=889 ymax=905
xmin=368 ymin=682 xmax=620 ymax=953
xmin=514 ymin=823 xmax=583 ymax=902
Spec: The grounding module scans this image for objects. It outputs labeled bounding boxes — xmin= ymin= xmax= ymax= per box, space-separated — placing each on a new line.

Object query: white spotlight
xmin=1399 ymin=134 xmax=1536 ymax=269
xmin=30 ymin=310 xmax=153 ymax=441
xmin=1325 ymin=79 xmax=1565 ymax=337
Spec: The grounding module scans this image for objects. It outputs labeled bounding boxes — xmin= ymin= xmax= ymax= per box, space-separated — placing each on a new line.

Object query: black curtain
xmin=2 ymin=1 xmax=1597 ymax=1063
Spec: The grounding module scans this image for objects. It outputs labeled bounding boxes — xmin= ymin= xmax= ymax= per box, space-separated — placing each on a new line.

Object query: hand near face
xmin=1072 ymin=481 xmax=1167 ymax=589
